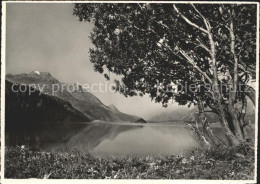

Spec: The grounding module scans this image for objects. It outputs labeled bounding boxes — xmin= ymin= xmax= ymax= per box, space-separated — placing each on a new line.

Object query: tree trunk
xmin=202 ymin=119 xmax=225 ymax=148
xmin=197 ymin=101 xmax=226 ymax=148
xmin=204 ymin=16 xmax=241 ymax=146
xmin=238 ymin=96 xmax=254 ymax=143
xmin=245 ymin=85 xmax=256 ymax=106
xmin=227 ymin=104 xmax=244 ymax=141
xmin=217 ymin=108 xmax=241 ymax=146
xmin=185 ymin=121 xmax=211 ymax=150
xmin=227 ymin=17 xmax=244 ymax=142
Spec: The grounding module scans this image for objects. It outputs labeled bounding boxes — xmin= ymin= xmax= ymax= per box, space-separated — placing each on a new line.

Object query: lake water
xmin=6 ymin=122 xmax=207 ymax=157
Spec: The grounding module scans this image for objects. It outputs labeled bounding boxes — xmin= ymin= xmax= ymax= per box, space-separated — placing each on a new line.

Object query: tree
xmin=73 ymin=3 xmax=256 ymax=147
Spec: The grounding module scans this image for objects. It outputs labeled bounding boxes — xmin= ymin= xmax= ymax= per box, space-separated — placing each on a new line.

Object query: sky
xmin=6 ymin=3 xmax=183 ymax=119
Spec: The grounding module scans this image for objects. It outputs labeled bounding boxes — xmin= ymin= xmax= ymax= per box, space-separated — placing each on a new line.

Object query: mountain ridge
xmin=150 ymin=102 xmax=255 ymax=124
xmin=5 ymin=79 xmax=90 ymax=130
xmin=6 ymin=71 xmax=140 ymax=123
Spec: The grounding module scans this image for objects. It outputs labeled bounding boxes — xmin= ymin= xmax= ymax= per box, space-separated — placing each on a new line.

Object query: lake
xmin=6 ymin=121 xmax=225 ymax=157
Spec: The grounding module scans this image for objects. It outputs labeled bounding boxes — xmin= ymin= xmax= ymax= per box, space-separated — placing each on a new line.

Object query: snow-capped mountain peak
xmin=34 ymin=71 xmax=40 ymax=75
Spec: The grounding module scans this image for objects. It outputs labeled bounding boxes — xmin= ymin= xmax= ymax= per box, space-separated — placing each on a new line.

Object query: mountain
xmin=150 ymin=102 xmax=255 ymax=124
xmin=108 ymin=104 xmax=120 ymax=113
xmin=6 ymin=71 xmax=140 ymax=124
xmin=149 ymin=106 xmax=195 ymax=122
xmin=179 ymin=108 xmax=220 ymax=123
xmin=5 ymin=80 xmax=89 ymax=130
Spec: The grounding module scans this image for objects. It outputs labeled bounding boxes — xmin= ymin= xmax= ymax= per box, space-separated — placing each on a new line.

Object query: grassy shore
xmin=6 ymin=145 xmax=254 ymax=179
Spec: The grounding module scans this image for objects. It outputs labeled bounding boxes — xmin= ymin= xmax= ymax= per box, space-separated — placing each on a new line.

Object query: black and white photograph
xmin=1 ymin=1 xmax=259 ymax=182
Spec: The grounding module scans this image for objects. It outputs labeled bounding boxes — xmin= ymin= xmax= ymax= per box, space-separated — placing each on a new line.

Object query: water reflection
xmin=6 ymin=122 xmax=200 ymax=156
xmin=92 ymin=125 xmax=199 ymax=156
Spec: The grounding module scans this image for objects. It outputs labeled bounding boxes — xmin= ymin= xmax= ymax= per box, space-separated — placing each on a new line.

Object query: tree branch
xmin=157 ymin=41 xmax=212 ymax=85
xmin=229 ymin=16 xmax=238 ymax=104
xmin=173 ymin=5 xmax=208 ymax=34
xmin=191 ymin=4 xmax=210 ymax=30
xmin=137 ymin=5 xmax=214 ymax=85
xmin=196 ymin=38 xmax=211 ymax=54
xmin=173 ymin=4 xmax=220 ymax=89
xmin=177 ymin=48 xmax=212 ymax=83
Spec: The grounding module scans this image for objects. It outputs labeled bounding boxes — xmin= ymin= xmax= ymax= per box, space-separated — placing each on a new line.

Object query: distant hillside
xmin=5 ymin=80 xmax=89 ymax=130
xmin=108 ymin=104 xmax=120 ymax=113
xmin=179 ymin=108 xmax=220 ymax=123
xmin=150 ymin=102 xmax=255 ymax=124
xmin=149 ymin=106 xmax=194 ymax=122
xmin=6 ymin=71 xmax=140 ymax=123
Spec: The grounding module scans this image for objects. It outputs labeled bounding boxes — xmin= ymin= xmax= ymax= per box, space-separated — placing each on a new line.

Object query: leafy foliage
xmin=73 ymin=3 xmax=256 ymax=108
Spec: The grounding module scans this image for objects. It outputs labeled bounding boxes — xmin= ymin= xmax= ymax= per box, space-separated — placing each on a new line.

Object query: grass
xmin=5 ymin=144 xmax=254 ymax=179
